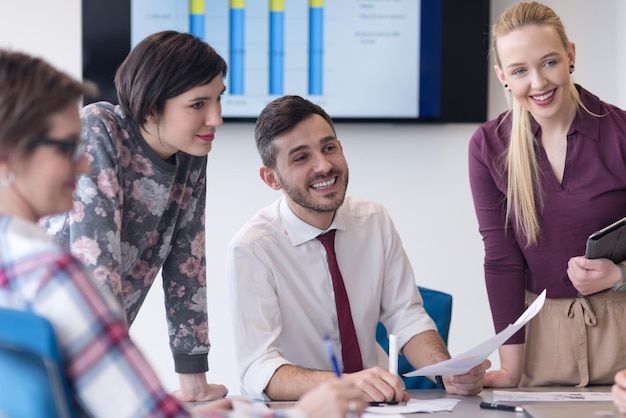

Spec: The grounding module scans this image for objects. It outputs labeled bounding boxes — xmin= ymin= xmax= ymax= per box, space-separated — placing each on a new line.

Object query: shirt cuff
xmin=173 ymin=353 xmax=209 ymax=374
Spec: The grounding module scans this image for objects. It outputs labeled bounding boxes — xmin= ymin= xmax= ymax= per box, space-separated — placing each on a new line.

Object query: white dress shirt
xmin=227 ymin=196 xmax=436 ymax=398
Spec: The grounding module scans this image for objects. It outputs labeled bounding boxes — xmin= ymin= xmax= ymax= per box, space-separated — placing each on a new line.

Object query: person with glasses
xmin=41 ymin=30 xmax=230 ymax=402
xmin=0 ymin=48 xmax=366 ymax=418
xmin=0 ymin=47 xmax=197 ymax=418
xmin=31 ymin=136 xmax=87 ymax=162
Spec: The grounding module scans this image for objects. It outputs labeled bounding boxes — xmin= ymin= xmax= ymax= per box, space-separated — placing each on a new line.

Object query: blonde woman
xmin=469 ymin=2 xmax=626 ymax=388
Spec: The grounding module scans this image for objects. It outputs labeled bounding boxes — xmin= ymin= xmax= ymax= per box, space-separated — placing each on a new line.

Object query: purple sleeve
xmin=468 ymin=122 xmax=527 ymax=344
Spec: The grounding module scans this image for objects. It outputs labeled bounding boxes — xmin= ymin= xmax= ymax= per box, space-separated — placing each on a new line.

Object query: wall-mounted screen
xmin=83 ymin=0 xmax=490 ymax=123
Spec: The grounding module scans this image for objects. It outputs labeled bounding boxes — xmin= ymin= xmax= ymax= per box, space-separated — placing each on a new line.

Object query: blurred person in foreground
xmin=0 ymin=49 xmax=367 ymax=418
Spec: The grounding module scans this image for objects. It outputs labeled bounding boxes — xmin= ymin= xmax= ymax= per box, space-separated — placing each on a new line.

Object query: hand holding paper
xmin=404 ymin=289 xmax=546 ymax=377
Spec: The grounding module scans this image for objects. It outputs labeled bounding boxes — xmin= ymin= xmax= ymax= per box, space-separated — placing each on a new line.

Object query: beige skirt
xmin=521 ymin=290 xmax=626 ymax=387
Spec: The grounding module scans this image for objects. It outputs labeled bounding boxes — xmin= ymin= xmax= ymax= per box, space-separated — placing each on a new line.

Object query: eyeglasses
xmin=31 ymin=137 xmax=86 ymax=163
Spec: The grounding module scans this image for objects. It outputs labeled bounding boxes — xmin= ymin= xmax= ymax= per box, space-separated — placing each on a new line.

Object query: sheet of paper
xmin=242 ymin=397 xmax=458 ymax=416
xmin=493 ymin=390 xmax=613 ymax=402
xmin=365 ymin=398 xmax=460 ymax=415
xmin=404 ymin=289 xmax=546 ymax=377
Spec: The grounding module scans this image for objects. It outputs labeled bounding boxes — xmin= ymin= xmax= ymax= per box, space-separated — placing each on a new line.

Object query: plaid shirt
xmin=0 ymin=216 xmax=309 ymax=418
xmin=0 ymin=215 xmax=190 ymax=417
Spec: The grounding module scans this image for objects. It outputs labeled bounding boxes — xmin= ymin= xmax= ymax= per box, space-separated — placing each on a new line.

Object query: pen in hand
xmin=326 ymin=334 xmax=407 ymax=407
xmin=479 ymin=401 xmax=524 ymax=413
xmin=368 ymin=401 xmax=407 ymax=406
xmin=324 ymin=335 xmax=342 ymax=378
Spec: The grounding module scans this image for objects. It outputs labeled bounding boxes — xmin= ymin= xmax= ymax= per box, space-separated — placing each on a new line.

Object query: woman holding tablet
xmin=468 ymin=1 xmax=626 ymax=388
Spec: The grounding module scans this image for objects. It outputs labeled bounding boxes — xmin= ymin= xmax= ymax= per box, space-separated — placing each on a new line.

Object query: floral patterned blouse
xmin=43 ymin=101 xmax=210 ymax=373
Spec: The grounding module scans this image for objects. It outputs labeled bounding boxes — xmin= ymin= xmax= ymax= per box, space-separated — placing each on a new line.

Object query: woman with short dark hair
xmin=42 ymin=30 xmax=229 ymax=401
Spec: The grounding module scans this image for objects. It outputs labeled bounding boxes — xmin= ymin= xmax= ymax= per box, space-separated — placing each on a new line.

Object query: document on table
xmin=493 ymin=390 xmax=613 ymax=402
xmin=364 ymin=398 xmax=460 ymax=415
xmin=241 ymin=397 xmax=459 ymax=416
xmin=404 ymin=289 xmax=546 ymax=377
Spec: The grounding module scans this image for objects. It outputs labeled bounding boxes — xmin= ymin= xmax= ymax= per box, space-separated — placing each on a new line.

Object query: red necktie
xmin=317 ymin=230 xmax=363 ymax=373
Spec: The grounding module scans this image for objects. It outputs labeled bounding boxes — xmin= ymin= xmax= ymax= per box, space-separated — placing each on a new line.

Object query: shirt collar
xmin=279 ymin=197 xmax=348 ymax=247
xmin=530 ymin=84 xmax=602 ymax=142
xmin=0 ymin=215 xmax=55 ymax=242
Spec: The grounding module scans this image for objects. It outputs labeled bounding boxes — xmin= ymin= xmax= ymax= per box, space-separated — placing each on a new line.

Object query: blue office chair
xmin=376 ymin=286 xmax=453 ymax=389
xmin=0 ymin=307 xmax=76 ymax=418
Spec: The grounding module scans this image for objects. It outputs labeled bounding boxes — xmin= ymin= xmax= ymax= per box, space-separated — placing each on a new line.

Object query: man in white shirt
xmin=227 ymin=95 xmax=489 ymax=401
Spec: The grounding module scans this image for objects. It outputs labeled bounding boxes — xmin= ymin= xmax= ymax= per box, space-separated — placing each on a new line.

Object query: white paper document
xmin=493 ymin=390 xmax=613 ymax=402
xmin=242 ymin=397 xmax=458 ymax=417
xmin=404 ymin=289 xmax=546 ymax=377
xmin=364 ymin=398 xmax=460 ymax=415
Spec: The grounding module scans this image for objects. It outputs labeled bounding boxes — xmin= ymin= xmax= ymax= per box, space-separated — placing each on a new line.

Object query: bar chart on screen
xmin=84 ymin=0 xmax=490 ymax=122
xmin=130 ymin=0 xmax=420 ymax=119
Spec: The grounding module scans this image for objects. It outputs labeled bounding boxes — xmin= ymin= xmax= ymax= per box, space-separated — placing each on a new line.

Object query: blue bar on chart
xmin=189 ymin=0 xmax=205 ymax=41
xmin=309 ymin=0 xmax=323 ymax=95
xmin=269 ymin=0 xmax=285 ymax=95
xmin=230 ymin=0 xmax=245 ymax=95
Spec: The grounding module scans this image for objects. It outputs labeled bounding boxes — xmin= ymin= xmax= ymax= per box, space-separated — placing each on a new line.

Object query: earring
xmin=504 ymin=83 xmax=508 ymax=89
xmin=569 ymin=64 xmax=575 ymax=74
xmin=1 ymin=172 xmax=15 ymax=187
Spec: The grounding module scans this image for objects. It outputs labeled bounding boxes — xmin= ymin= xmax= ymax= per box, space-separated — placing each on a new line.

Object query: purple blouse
xmin=468 ymin=86 xmax=626 ymax=343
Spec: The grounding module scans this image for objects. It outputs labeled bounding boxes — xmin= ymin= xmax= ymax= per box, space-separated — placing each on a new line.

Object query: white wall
xmin=0 ymin=0 xmax=82 ymax=80
xmin=489 ymin=1 xmax=626 ymax=115
xmin=1 ymin=0 xmax=624 ymax=396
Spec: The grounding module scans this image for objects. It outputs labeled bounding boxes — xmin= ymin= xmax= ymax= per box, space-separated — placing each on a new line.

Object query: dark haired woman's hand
xmin=174 ymin=373 xmax=228 ymax=402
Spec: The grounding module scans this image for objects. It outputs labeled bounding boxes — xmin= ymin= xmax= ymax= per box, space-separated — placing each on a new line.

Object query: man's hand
xmin=443 ymin=359 xmax=491 ymax=395
xmin=344 ymin=366 xmax=410 ymax=402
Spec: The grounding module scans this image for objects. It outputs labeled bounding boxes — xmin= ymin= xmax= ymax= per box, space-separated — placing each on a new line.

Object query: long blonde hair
xmin=492 ymin=2 xmax=585 ymax=245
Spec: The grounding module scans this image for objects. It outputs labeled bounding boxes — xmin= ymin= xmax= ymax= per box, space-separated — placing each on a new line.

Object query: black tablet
xmin=585 ymin=216 xmax=626 ymax=263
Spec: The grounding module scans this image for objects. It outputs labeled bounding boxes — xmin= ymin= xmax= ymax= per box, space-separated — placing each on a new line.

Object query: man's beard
xmin=277 ymin=168 xmax=349 ymax=214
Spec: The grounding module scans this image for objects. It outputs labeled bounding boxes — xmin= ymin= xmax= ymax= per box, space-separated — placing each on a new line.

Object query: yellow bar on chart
xmin=310 ymin=0 xmax=324 ymax=7
xmin=231 ymin=0 xmax=245 ymax=9
xmin=190 ymin=0 xmax=204 ymax=14
xmin=270 ymin=0 xmax=284 ymax=11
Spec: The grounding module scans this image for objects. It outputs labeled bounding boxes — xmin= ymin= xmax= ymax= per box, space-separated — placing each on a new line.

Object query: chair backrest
xmin=0 ymin=307 xmax=76 ymax=418
xmin=376 ymin=286 xmax=453 ymax=389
